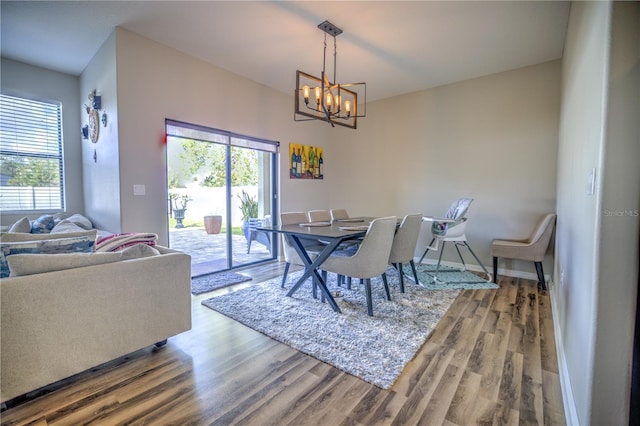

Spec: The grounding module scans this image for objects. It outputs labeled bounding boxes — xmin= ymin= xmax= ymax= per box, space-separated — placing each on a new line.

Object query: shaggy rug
xmin=414 ymin=264 xmax=499 ymax=290
xmin=201 ymin=268 xmax=458 ymax=389
xmin=191 ymin=271 xmax=252 ymax=295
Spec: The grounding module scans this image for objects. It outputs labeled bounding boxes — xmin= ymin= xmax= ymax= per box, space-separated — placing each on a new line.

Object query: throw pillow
xmin=50 ymin=219 xmax=87 ymax=234
xmin=0 ymin=234 xmax=96 ymax=278
xmin=7 ymin=243 xmax=159 ymax=277
xmin=31 ymin=215 xmax=55 ymax=234
xmin=65 ymin=213 xmax=93 ymax=230
xmin=8 ymin=217 xmax=31 ymax=233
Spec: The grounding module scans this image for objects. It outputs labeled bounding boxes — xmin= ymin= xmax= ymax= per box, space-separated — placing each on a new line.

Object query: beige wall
xmin=553 ymin=2 xmax=640 ymax=424
xmin=102 ymin=28 xmax=332 ymax=245
xmin=337 ymin=60 xmax=561 ymax=274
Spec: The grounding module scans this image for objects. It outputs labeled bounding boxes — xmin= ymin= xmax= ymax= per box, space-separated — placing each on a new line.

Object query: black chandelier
xmin=294 ymin=20 xmax=366 ymax=129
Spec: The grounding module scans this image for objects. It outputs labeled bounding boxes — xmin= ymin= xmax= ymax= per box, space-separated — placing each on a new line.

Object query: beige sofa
xmin=0 ymin=246 xmax=192 ymax=403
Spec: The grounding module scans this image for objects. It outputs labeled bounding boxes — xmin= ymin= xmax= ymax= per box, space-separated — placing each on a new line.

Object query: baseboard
xmin=549 ymin=283 xmax=580 ymax=425
xmin=414 ymin=258 xmax=552 ymax=284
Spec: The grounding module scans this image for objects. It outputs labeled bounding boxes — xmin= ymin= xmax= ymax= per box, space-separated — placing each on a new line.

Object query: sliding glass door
xmin=165 ymin=120 xmax=278 ymax=274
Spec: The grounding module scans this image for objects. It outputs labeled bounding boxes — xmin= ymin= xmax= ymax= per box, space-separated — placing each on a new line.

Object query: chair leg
xmin=381 ymin=273 xmax=391 ymax=301
xmin=347 ymin=276 xmax=352 ymax=290
xmin=535 ymin=261 xmax=546 ymax=290
xmin=493 ymin=257 xmax=498 ymax=283
xmin=281 ymin=262 xmax=291 ymax=288
xmin=397 ymin=262 xmax=405 ymax=293
xmin=364 ymin=278 xmax=373 ymax=316
xmin=418 ymin=238 xmax=436 ymax=264
xmin=409 ymin=260 xmax=420 ymax=285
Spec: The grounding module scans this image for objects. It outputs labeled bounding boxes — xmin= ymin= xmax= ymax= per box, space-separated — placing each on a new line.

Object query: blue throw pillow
xmin=31 ymin=215 xmax=55 ymax=234
xmin=0 ymin=235 xmax=96 ymax=278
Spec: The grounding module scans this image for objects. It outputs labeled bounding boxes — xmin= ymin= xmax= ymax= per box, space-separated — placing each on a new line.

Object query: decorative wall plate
xmin=88 ymin=109 xmax=100 ymax=143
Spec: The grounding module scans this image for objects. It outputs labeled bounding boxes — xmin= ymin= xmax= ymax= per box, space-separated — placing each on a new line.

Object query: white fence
xmin=0 ymin=186 xmax=62 ymax=210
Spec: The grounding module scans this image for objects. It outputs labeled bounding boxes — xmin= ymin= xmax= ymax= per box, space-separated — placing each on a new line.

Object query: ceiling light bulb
xmin=302 ymin=85 xmax=310 ymax=103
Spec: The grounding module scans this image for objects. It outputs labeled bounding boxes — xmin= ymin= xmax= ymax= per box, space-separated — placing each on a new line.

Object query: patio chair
xmin=246 ymin=216 xmax=272 ymax=254
xmin=320 ymin=216 xmax=397 ymax=316
xmin=418 ymin=198 xmax=492 ymax=284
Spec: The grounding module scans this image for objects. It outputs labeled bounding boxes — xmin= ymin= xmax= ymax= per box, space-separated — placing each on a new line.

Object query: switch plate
xmin=133 ymin=184 xmax=146 ymax=196
xmin=587 ymin=168 xmax=596 ymax=196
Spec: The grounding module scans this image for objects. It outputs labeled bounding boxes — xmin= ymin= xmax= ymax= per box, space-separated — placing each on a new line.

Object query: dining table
xmin=257 ymin=217 xmax=377 ymax=313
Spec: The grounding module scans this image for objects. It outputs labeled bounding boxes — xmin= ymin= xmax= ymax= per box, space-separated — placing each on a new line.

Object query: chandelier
xmin=294 ymin=20 xmax=366 ymax=129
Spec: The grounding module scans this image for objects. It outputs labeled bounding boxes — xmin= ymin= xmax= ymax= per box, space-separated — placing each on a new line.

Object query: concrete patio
xmin=168 ymin=226 xmax=273 ymax=274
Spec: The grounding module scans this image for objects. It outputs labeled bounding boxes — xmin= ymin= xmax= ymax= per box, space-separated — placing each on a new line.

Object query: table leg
xmin=285 ymin=235 xmax=342 ymax=313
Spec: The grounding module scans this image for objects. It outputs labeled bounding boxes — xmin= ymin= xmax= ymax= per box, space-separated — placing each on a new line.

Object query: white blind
xmin=0 ymin=94 xmax=64 ymax=212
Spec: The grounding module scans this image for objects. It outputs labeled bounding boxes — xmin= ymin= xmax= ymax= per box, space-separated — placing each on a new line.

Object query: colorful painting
xmin=289 ymin=143 xmax=324 ymax=180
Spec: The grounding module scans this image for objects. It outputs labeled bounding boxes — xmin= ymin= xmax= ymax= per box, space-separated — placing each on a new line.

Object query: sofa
xmin=0 ymin=215 xmax=192 ymax=403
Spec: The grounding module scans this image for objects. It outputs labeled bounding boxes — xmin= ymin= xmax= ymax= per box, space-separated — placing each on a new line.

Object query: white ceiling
xmin=1 ymin=1 xmax=570 ymax=102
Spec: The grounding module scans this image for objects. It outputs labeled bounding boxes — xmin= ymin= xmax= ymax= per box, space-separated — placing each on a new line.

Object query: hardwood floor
xmin=1 ymin=262 xmax=565 ymax=425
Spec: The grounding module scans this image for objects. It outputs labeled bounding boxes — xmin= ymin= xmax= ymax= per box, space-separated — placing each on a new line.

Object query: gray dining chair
xmin=320 ymin=216 xmax=397 ymax=316
xmin=388 ymin=213 xmax=422 ymax=293
xmin=330 ymin=209 xmax=349 ymax=221
xmin=280 ymin=212 xmax=324 ymax=288
xmin=308 ymin=210 xmax=331 ymax=222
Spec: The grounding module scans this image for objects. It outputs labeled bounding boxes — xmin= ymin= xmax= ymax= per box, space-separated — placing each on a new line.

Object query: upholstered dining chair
xmin=308 ymin=210 xmax=331 ymax=222
xmin=491 ymin=213 xmax=557 ymax=290
xmin=388 ymin=213 xmax=423 ymax=293
xmin=280 ymin=212 xmax=324 ymax=288
xmin=320 ymin=216 xmax=397 ymax=316
xmin=330 ymin=209 xmax=349 ymax=221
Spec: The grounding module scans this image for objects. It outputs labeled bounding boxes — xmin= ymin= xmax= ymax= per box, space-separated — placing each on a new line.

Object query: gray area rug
xmin=415 ymin=264 xmax=499 ymax=290
xmin=201 ymin=268 xmax=459 ymax=389
xmin=191 ymin=271 xmax=252 ymax=295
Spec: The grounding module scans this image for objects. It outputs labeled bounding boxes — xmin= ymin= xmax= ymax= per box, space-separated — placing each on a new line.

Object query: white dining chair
xmin=388 ymin=213 xmax=423 ymax=292
xmin=320 ymin=216 xmax=397 ymax=316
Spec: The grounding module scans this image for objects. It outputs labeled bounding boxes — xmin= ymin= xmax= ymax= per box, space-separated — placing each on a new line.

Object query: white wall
xmin=80 ymin=32 xmax=121 ymax=233
xmin=0 ymin=58 xmax=83 ymax=225
xmin=332 ymin=61 xmax=561 ymax=274
xmin=553 ymin=2 xmax=640 ymax=424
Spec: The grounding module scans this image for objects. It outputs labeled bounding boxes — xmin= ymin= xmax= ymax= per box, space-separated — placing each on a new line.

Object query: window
xmin=0 ymin=94 xmax=64 ymax=212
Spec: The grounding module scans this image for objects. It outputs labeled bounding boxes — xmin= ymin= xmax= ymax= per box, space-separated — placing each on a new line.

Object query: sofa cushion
xmin=8 ymin=217 xmax=31 ymax=233
xmin=0 ymin=234 xmax=97 ymax=278
xmin=7 ymin=243 xmax=160 ymax=277
xmin=31 ymin=215 xmax=55 ymax=234
xmin=0 ymin=229 xmax=97 ymax=242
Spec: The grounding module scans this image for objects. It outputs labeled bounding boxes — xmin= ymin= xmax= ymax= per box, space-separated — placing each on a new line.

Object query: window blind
xmin=0 ymin=94 xmax=64 ymax=212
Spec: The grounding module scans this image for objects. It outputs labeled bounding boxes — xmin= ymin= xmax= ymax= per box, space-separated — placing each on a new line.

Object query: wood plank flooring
xmin=1 ymin=262 xmax=565 ymax=425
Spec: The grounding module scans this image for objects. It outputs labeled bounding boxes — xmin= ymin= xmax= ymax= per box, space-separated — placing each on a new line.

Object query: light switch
xmin=133 ymin=184 xmax=146 ymax=196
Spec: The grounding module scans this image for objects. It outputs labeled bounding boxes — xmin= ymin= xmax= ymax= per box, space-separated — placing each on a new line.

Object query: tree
xmin=0 ymin=156 xmax=59 ymax=186
xmin=172 ymin=139 xmax=258 ymax=188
